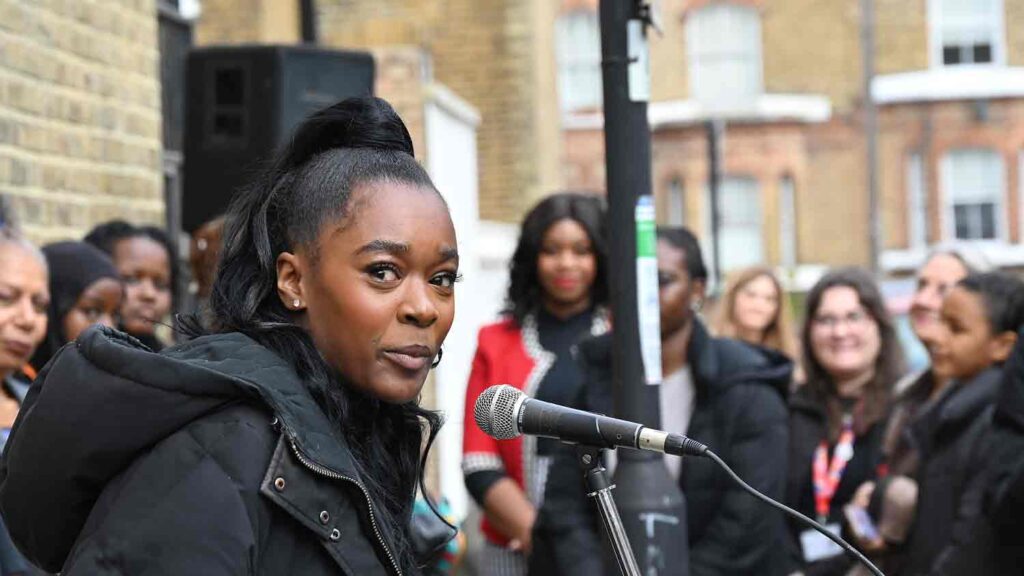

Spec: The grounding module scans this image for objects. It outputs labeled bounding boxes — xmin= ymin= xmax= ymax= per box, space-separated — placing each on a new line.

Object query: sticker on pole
xmin=636 ymin=195 xmax=662 ymax=385
xmin=628 ymin=19 xmax=650 ymax=103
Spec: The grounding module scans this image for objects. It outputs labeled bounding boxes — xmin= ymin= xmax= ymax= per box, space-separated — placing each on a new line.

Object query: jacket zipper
xmin=286 ymin=435 xmax=403 ymax=576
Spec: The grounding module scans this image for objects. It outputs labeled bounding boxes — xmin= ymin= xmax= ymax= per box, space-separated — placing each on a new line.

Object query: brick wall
xmin=318 ymin=0 xmax=561 ymax=223
xmin=194 ymin=0 xmax=299 ymax=46
xmin=0 ymin=0 xmax=164 ymax=243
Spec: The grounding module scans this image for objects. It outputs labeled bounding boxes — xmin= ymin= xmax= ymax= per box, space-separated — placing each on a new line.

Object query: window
xmin=556 ymin=11 xmax=603 ymax=112
xmin=707 ymin=176 xmax=764 ymax=272
xmin=667 ymin=178 xmax=686 ymax=226
xmin=907 ymin=154 xmax=927 ymax=249
xmin=942 ymin=149 xmax=1005 ymax=240
xmin=685 ymin=4 xmax=763 ymax=110
xmin=779 ymin=175 xmax=797 ymax=268
xmin=933 ymin=0 xmax=1003 ymax=66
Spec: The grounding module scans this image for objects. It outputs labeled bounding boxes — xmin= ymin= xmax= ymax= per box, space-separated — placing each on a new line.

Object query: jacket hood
xmin=577 ymin=320 xmax=792 ymax=402
xmin=0 ymin=325 xmax=363 ymax=572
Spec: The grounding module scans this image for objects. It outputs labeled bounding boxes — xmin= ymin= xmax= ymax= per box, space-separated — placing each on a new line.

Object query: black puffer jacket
xmin=533 ymin=321 xmax=792 ymax=576
xmin=0 ymin=326 xmax=406 ymax=575
xmin=902 ymin=367 xmax=1001 ymax=576
xmin=784 ymin=386 xmax=889 ymax=576
xmin=984 ymin=335 xmax=1024 ymax=572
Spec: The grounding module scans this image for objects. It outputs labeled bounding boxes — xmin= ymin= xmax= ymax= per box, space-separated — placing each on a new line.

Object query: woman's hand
xmin=483 ymin=477 xmax=537 ymax=554
xmin=851 ymin=481 xmax=874 ymax=508
xmin=847 ymin=482 xmax=886 ymax=553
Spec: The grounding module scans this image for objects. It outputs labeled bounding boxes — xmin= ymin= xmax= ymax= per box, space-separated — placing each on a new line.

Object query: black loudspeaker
xmin=182 ymin=45 xmax=375 ymax=232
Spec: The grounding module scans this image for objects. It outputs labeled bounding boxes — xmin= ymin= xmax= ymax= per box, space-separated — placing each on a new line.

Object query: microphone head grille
xmin=473 ymin=385 xmax=524 ymax=440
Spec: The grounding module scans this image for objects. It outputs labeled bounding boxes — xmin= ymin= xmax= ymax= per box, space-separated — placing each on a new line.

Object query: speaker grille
xmin=473 ymin=385 xmax=524 ymax=440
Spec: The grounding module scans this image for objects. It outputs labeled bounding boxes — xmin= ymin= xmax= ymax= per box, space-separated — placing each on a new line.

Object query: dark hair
xmin=504 ymin=192 xmax=607 ymax=323
xmin=801 ymin=267 xmax=905 ymax=441
xmin=957 ymin=272 xmax=1024 ymax=334
xmin=655 ymin=226 xmax=708 ymax=281
xmin=83 ymin=220 xmax=180 ymax=310
xmin=186 ymin=97 xmax=444 ymax=573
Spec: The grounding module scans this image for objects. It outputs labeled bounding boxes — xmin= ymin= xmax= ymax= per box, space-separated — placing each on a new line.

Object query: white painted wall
xmin=424 ymin=84 xmax=518 ymax=519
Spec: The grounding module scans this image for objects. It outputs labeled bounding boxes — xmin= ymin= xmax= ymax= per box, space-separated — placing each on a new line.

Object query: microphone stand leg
xmin=576 ymin=444 xmax=642 ymax=576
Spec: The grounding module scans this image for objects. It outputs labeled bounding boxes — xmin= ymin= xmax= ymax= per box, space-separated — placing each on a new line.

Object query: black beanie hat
xmin=29 ymin=241 xmax=120 ymax=370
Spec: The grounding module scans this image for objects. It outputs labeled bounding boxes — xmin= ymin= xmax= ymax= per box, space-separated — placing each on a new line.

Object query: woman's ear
xmin=690 ymin=278 xmax=708 ymax=311
xmin=990 ymin=331 xmax=1018 ymax=365
xmin=276 ymin=252 xmax=306 ymax=312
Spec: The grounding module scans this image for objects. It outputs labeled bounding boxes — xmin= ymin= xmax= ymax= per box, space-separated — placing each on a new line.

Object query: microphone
xmin=473 ymin=384 xmax=708 ymax=457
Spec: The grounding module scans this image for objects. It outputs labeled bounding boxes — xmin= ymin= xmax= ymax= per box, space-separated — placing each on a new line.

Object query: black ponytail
xmin=182 ymin=97 xmax=445 ymax=574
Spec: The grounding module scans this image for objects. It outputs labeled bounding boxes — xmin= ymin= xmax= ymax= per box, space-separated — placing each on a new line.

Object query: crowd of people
xmin=0 ymin=95 xmax=1019 ymax=576
xmin=463 ymin=192 xmax=1024 ymax=576
xmin=0 ymin=221 xmax=179 ymax=574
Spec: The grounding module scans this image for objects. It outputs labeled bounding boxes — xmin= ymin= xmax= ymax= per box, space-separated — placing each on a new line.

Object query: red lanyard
xmin=812 ymin=413 xmax=855 ymax=522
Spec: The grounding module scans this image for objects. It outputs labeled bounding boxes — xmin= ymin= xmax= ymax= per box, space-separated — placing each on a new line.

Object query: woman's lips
xmin=552 ymin=277 xmax=579 ymax=290
xmin=382 ymin=346 xmax=433 ymax=371
xmin=2 ymin=341 xmax=32 ymax=358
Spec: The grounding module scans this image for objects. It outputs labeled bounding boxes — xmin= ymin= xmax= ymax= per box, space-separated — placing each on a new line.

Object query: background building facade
xmin=559 ymin=0 xmax=1024 ymax=283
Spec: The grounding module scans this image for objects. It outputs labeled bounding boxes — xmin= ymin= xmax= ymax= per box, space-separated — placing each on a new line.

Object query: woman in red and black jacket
xmin=462 ymin=192 xmax=608 ymax=576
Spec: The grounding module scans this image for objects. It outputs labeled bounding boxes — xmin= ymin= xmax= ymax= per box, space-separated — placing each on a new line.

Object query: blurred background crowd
xmin=3 ymin=0 xmax=1024 ymax=575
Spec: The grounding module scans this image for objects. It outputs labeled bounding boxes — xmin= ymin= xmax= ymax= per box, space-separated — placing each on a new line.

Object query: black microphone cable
xmin=697 ymin=447 xmax=885 ymax=576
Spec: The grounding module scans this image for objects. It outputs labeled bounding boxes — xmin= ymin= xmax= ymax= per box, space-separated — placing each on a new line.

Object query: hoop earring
xmin=431 ymin=347 xmax=443 ymax=369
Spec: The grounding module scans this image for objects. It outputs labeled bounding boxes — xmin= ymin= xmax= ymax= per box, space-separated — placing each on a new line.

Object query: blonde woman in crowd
xmin=713 ymin=266 xmax=801 ymax=380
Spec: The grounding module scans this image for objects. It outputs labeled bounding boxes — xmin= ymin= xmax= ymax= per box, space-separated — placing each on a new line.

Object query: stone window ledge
xmin=872 ymin=66 xmax=1024 ymax=104
xmin=561 ymin=93 xmax=832 ymax=131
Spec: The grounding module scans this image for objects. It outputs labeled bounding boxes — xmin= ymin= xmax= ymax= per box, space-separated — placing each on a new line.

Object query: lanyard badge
xmin=812 ymin=414 xmax=855 ymax=523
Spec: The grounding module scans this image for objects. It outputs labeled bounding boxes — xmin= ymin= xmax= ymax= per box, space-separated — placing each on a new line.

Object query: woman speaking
xmin=0 ymin=97 xmax=459 ymax=576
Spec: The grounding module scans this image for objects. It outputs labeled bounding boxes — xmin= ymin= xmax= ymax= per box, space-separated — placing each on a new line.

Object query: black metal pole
xmin=300 ymin=0 xmax=318 ymax=44
xmin=599 ymin=2 xmax=688 ymax=574
xmin=707 ymin=119 xmax=723 ymax=286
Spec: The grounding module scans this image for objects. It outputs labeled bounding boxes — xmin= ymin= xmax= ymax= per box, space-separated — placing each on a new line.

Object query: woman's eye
xmin=368 ymin=264 xmax=400 ymax=283
xmin=0 ymin=291 xmax=16 ymax=306
xmin=432 ymin=272 xmax=461 ymax=289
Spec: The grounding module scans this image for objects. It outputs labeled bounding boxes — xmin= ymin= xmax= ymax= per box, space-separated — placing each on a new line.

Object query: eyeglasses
xmin=812 ymin=310 xmax=871 ymax=330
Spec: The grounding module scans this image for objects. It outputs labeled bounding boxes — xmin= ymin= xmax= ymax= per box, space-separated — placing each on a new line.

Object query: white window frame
xmin=907 ymin=154 xmax=928 ymax=249
xmin=703 ymin=175 xmax=765 ymax=276
xmin=556 ymin=10 xmax=603 ymax=113
xmin=940 ymin=148 xmax=1007 ymax=242
xmin=928 ymin=0 xmax=1006 ymax=68
xmin=1019 ymin=150 xmax=1024 ymax=240
xmin=685 ymin=3 xmax=764 ymax=110
xmin=667 ymin=178 xmax=686 ymax=226
xmin=779 ymin=175 xmax=797 ymax=269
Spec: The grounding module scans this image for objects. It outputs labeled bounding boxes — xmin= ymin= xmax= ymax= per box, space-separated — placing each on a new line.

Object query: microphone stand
xmin=575 ymin=444 xmax=641 ymax=576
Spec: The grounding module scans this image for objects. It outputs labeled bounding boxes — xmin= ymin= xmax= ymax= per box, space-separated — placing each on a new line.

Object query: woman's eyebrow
xmin=356 ymin=239 xmax=410 ymax=256
xmin=440 ymin=246 xmax=459 ymax=262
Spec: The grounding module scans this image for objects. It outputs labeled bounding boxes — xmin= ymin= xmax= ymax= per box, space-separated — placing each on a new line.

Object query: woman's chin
xmin=366 ymin=377 xmax=426 ymax=405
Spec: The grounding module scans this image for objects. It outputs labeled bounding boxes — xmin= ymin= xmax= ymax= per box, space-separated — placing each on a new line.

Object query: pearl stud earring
xmin=293 ymin=299 xmax=301 ymax=308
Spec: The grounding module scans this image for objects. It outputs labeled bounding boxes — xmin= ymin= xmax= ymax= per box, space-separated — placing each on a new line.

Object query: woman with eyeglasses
xmin=783 ymin=268 xmax=906 ymax=576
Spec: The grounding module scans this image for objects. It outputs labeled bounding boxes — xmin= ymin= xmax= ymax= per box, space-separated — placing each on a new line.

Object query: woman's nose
xmin=399 ymin=280 xmax=439 ymax=327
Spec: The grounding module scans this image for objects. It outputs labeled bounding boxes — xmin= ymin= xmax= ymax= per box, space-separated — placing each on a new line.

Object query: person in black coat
xmin=0 ymin=97 xmax=460 ymax=575
xmin=900 ymin=272 xmax=1024 ymax=576
xmin=977 ymin=326 xmax=1024 ymax=573
xmin=532 ymin=226 xmax=792 ymax=576
xmin=784 ymin=268 xmax=906 ymax=576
